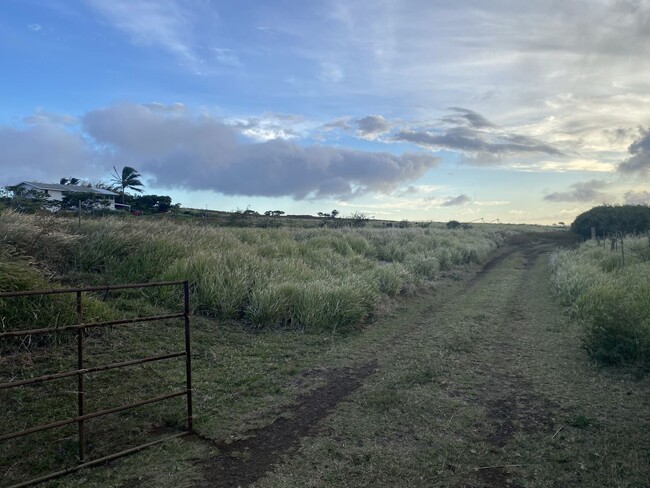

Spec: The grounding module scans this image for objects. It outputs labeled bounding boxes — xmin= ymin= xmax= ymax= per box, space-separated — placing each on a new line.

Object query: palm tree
xmin=60 ymin=177 xmax=81 ymax=185
xmin=111 ymin=166 xmax=144 ymax=204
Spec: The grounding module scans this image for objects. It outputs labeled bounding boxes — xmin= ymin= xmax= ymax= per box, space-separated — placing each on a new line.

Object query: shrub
xmin=571 ymin=204 xmax=650 ymax=239
xmin=550 ymin=239 xmax=650 ymax=368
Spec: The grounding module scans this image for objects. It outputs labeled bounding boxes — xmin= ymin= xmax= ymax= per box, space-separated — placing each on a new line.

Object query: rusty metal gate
xmin=0 ymin=280 xmax=193 ymax=488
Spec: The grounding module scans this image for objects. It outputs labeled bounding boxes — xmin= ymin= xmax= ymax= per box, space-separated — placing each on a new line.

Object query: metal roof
xmin=20 ymin=181 xmax=118 ymax=196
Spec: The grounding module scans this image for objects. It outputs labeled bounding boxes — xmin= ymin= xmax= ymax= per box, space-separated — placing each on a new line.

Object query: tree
xmin=2 ymin=185 xmax=55 ymax=213
xmin=59 ymin=177 xmax=81 ymax=185
xmin=331 ymin=209 xmax=339 ymax=218
xmin=60 ymin=192 xmax=111 ymax=212
xmin=350 ymin=211 xmax=371 ymax=228
xmin=131 ymin=194 xmax=174 ymax=213
xmin=571 ymin=205 xmax=650 ymax=239
xmin=111 ymin=166 xmax=144 ymax=204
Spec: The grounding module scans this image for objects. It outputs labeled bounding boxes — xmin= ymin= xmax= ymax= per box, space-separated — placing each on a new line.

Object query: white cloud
xmin=509 ymin=159 xmax=616 ymax=173
xmin=28 ymin=23 xmax=42 ymax=32
xmin=227 ymin=113 xmax=310 ymax=142
xmin=87 ymin=0 xmax=200 ymax=65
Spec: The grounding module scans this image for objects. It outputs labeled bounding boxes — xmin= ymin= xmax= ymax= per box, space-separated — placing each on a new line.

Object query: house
xmin=15 ymin=181 xmax=120 ymax=210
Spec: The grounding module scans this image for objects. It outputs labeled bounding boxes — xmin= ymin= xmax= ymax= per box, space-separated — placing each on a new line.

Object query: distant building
xmin=14 ymin=181 xmax=119 ymax=210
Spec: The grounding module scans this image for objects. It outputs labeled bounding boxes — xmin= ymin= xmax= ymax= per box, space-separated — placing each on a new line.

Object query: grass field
xmin=4 ymin=212 xmax=647 ymax=487
xmin=0 ymin=210 xmax=524 ymax=332
xmin=0 ymin=210 xmax=532 ymax=486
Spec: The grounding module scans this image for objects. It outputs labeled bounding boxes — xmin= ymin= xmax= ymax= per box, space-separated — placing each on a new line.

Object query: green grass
xmin=1 ymin=225 xmax=647 ymax=487
xmin=550 ymin=236 xmax=650 ymax=368
xmin=0 ymin=210 xmax=514 ymax=333
xmin=252 ymin=245 xmax=650 ymax=488
xmin=0 ymin=210 xmax=569 ymax=487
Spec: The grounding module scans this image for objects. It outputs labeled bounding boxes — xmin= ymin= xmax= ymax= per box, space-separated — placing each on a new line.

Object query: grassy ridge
xmin=549 ymin=236 xmax=650 ymax=368
xmin=0 ymin=211 xmax=511 ymax=332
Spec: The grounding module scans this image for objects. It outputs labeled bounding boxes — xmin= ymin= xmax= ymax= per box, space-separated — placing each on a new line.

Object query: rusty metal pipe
xmin=0 ymin=391 xmax=187 ymax=442
xmin=0 ymin=280 xmax=186 ymax=298
xmin=0 ymin=313 xmax=185 ymax=339
xmin=183 ymin=280 xmax=193 ymax=433
xmin=6 ymin=432 xmax=188 ymax=488
xmin=76 ymin=291 xmax=85 ymax=463
xmin=0 ymin=352 xmax=186 ymax=390
xmin=1 ymin=280 xmax=193 ymax=487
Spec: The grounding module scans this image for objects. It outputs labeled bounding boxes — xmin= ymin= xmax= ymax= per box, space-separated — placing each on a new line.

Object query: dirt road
xmin=195 ymin=234 xmax=650 ymax=488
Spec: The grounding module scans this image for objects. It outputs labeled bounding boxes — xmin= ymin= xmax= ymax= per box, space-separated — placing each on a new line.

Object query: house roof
xmin=19 ymin=181 xmax=118 ymax=196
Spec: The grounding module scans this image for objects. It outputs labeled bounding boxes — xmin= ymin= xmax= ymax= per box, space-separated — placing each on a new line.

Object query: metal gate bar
xmin=0 ymin=280 xmax=193 ymax=488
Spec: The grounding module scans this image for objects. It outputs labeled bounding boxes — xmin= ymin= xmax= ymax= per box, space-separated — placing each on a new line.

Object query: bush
xmin=571 ymin=205 xmax=650 ymax=239
xmin=550 ymin=239 xmax=650 ymax=369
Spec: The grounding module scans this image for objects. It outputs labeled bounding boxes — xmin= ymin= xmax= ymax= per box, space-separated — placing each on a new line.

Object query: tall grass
xmin=0 ymin=248 xmax=113 ymax=351
xmin=1 ymin=211 xmax=512 ymax=333
xmin=549 ymin=236 xmax=650 ymax=368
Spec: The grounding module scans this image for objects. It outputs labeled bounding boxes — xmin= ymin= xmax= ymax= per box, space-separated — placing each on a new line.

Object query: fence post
xmin=76 ymin=291 xmax=85 ymax=463
xmin=621 ymin=234 xmax=625 ymax=269
xmin=183 ymin=281 xmax=193 ymax=433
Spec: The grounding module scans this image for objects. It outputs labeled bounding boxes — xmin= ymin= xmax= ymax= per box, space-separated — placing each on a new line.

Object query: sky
xmin=1 ymin=0 xmax=650 ymax=224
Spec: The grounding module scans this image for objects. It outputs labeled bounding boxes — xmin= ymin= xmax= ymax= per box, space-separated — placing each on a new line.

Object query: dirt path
xmin=193 ymin=362 xmax=377 ymax=488
xmin=192 ymin=235 xmax=649 ymax=488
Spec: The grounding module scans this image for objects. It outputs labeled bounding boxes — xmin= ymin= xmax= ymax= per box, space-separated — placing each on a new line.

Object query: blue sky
xmin=2 ymin=0 xmax=650 ymax=223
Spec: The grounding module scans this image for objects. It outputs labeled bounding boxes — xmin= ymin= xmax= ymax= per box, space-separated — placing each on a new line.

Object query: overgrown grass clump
xmin=0 ymin=249 xmax=113 ymax=351
xmin=1 ymin=211 xmax=511 ymax=333
xmin=549 ymin=236 xmax=650 ymax=368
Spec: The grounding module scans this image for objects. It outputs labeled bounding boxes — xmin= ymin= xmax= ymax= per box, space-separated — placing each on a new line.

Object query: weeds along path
xmin=239 ymin=236 xmax=649 ymax=488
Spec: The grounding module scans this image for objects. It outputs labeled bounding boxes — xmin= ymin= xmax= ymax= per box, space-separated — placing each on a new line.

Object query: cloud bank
xmin=0 ymin=118 xmax=98 ymax=184
xmin=618 ymin=129 xmax=650 ymax=175
xmin=393 ymin=108 xmax=562 ymax=161
xmin=0 ymin=103 xmax=439 ymax=200
xmin=442 ymin=194 xmax=471 ymax=206
xmin=543 ymin=180 xmax=609 ymax=203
